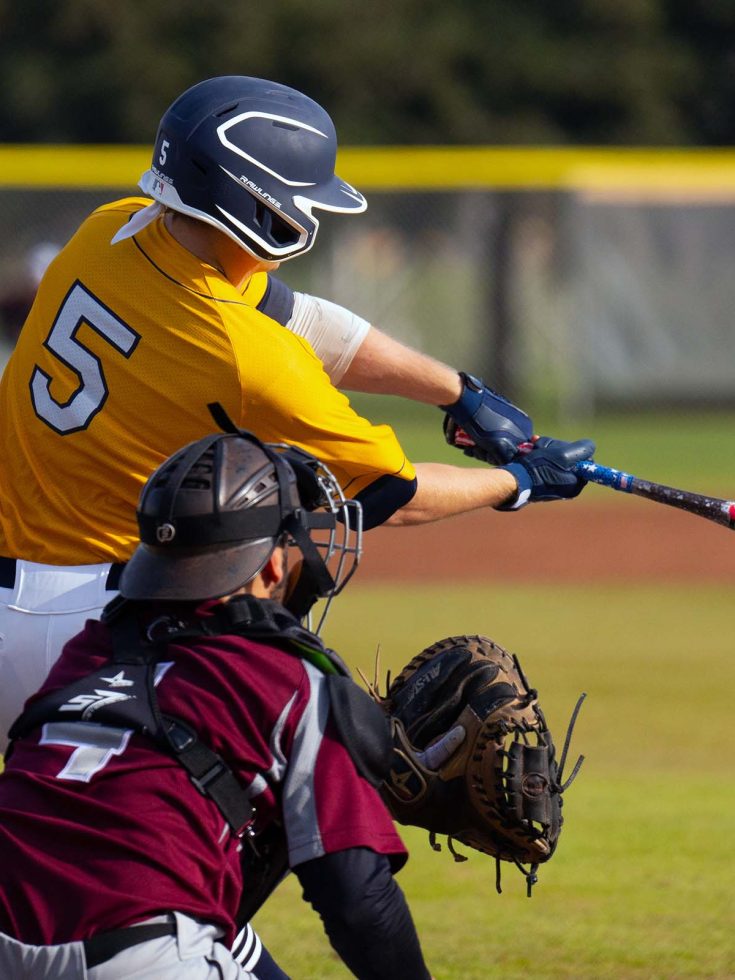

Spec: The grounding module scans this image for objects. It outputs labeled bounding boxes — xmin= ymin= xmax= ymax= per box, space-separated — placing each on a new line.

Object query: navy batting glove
xmin=441 ymin=372 xmax=533 ymax=466
xmin=498 ymin=436 xmax=596 ymax=510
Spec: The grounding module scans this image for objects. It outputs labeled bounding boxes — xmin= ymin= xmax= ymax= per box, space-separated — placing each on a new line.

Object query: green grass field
xmin=254 ymin=582 xmax=735 ymax=979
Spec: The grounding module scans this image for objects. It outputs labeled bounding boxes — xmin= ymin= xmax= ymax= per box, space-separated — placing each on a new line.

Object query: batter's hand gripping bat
xmin=449 ymin=423 xmax=735 ymax=530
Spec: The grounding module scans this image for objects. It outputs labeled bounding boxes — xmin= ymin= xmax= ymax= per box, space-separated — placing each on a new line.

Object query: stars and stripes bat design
xmin=573 ymin=460 xmax=735 ymax=531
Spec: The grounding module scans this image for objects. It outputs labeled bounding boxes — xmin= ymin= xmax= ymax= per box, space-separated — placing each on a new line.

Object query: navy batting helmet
xmin=138 ymin=75 xmax=366 ymax=262
xmin=120 ymin=431 xmax=362 ymax=630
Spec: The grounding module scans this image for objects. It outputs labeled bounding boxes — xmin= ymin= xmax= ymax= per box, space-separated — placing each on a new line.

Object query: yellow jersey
xmin=0 ymin=198 xmax=415 ymax=564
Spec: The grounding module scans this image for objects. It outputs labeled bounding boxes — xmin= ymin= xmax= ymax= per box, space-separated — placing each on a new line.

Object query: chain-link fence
xmin=2 ymin=148 xmax=734 ymax=421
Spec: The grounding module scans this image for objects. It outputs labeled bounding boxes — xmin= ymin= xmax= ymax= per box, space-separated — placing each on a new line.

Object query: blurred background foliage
xmin=1 ymin=0 xmax=735 ymax=146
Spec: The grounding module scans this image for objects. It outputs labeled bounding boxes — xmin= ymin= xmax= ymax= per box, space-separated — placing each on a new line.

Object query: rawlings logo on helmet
xmin=237 ymin=176 xmax=282 ymax=209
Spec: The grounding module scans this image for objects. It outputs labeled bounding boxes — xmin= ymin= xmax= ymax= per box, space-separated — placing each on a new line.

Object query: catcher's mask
xmin=120 ymin=429 xmax=362 ymax=632
xmin=137 ymin=75 xmax=366 ymax=262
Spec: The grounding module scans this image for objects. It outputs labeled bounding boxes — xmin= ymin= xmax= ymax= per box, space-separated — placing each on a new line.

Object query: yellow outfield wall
xmin=2 ymin=145 xmax=735 ymax=196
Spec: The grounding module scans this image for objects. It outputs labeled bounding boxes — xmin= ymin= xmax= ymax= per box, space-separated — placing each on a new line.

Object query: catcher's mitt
xmin=370 ymin=635 xmax=585 ymax=896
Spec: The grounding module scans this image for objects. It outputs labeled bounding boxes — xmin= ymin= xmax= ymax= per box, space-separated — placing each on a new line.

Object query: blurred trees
xmin=0 ymin=0 xmax=733 ymax=145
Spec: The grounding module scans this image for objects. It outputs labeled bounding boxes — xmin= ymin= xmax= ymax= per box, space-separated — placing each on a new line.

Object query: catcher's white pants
xmin=0 ymin=558 xmax=119 ymax=753
xmin=0 ymin=912 xmax=255 ymax=979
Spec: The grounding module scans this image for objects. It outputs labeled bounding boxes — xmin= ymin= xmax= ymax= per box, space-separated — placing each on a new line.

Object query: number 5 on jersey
xmin=30 ymin=281 xmax=140 ymax=434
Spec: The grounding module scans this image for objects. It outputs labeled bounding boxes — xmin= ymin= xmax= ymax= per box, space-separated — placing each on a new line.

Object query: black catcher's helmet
xmin=138 ymin=75 xmax=366 ymax=262
xmin=120 ymin=431 xmax=362 ymax=630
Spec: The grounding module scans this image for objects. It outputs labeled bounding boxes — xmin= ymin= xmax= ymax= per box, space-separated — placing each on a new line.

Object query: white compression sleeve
xmin=286 ymin=292 xmax=371 ymax=384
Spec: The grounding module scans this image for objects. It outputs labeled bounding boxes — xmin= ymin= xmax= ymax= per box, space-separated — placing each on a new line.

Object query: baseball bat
xmin=450 ymin=424 xmax=735 ymax=530
xmin=575 ymin=460 xmax=735 ymax=531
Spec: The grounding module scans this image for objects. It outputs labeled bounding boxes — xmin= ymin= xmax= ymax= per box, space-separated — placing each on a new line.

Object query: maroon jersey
xmin=0 ymin=607 xmax=405 ymax=946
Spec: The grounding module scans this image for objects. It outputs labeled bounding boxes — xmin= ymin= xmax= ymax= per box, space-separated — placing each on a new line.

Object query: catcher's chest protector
xmin=7 ymin=594 xmax=392 ymax=829
xmin=7 ymin=607 xmax=256 ymax=835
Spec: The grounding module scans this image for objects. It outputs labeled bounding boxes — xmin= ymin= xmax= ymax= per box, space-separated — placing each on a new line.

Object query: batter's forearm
xmin=383 ymin=462 xmax=519 ymax=525
xmin=339 ymin=326 xmax=463 ymax=405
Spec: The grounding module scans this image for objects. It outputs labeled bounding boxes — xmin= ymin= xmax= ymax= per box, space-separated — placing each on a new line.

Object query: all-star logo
xmin=59 ymin=689 xmax=134 ymax=721
xmin=387 ymin=768 xmax=415 ymax=800
xmin=99 ymin=671 xmax=134 ymax=688
xmin=403 ymin=664 xmax=442 ymax=706
xmin=156 ymin=522 xmax=176 ymax=543
xmin=58 ymin=669 xmax=136 ymax=720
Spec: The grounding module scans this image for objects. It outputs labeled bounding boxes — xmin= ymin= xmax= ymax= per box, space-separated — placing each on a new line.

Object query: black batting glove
xmin=441 ymin=372 xmax=533 ymax=465
xmin=498 ymin=436 xmax=596 ymax=509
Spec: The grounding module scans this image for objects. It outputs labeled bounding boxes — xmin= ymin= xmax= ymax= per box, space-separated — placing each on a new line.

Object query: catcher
xmin=0 ymin=430 xmax=432 ymax=979
xmin=0 ymin=424 xmax=583 ymax=979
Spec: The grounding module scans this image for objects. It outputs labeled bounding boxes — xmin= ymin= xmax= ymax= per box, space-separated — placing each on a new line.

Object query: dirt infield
xmin=357 ymin=498 xmax=735 ymax=583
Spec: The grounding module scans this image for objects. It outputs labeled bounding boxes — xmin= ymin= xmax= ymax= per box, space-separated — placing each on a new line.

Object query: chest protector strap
xmin=8 ymin=606 xmax=254 ymax=835
xmin=8 ymin=595 xmax=392 ymax=826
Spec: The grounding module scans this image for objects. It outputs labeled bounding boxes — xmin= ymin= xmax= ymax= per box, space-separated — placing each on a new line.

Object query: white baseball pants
xmin=0 ymin=558 xmax=121 ymax=752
